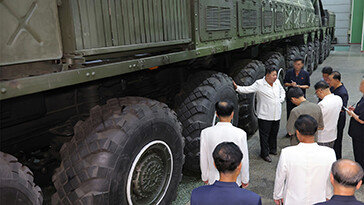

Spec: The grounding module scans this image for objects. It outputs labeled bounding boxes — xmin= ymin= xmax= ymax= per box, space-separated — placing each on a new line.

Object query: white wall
xmin=321 ymin=0 xmax=351 ymax=44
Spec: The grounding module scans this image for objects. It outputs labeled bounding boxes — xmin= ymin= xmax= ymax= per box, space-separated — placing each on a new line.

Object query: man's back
xmin=287 ymin=100 xmax=324 ymax=136
xmin=274 ymin=143 xmax=336 ymax=205
xmin=315 ymin=195 xmax=364 ymax=205
xmin=200 ymin=122 xmax=249 ymax=185
xmin=318 ymin=94 xmax=343 ymax=143
xmin=191 ymin=181 xmax=262 ymax=205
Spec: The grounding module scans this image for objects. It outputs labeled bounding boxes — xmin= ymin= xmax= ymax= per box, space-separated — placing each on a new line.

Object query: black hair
xmin=213 ymin=142 xmax=243 ymax=174
xmin=331 ymin=71 xmax=341 ymax=81
xmin=293 ymin=57 xmax=304 ymax=63
xmin=294 ymin=114 xmax=318 ymax=136
xmin=287 ymin=87 xmax=304 ymax=99
xmin=322 ymin=66 xmax=333 ymax=75
xmin=215 ymin=101 xmax=234 ymax=117
xmin=314 ymin=80 xmax=330 ymax=90
xmin=265 ymin=66 xmax=277 ymax=75
xmin=332 ymin=159 xmax=364 ymax=187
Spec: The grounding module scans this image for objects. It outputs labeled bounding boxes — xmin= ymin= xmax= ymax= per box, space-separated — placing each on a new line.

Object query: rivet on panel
xmin=86 ymin=72 xmax=90 ymax=77
xmin=1 ymin=88 xmax=6 ymax=94
xmin=91 ymin=72 xmax=95 ymax=76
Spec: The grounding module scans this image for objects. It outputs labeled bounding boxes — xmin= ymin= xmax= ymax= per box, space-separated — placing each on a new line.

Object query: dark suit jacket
xmin=315 ymin=195 xmax=364 ymax=205
xmin=191 ymin=181 xmax=262 ymax=205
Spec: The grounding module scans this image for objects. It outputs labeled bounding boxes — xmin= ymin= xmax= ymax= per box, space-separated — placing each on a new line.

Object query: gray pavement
xmin=173 ymin=45 xmax=364 ymax=205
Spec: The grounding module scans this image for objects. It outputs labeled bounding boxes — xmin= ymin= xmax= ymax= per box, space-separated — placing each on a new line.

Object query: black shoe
xmin=270 ymin=151 xmax=278 ymax=155
xmin=261 ymin=155 xmax=272 ymax=163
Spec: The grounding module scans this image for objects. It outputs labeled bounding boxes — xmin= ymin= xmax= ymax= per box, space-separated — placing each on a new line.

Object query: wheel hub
xmin=133 ymin=154 xmax=165 ymax=198
xmin=127 ymin=141 xmax=173 ymax=205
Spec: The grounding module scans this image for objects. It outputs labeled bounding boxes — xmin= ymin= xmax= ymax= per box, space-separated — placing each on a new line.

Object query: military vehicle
xmin=0 ymin=0 xmax=335 ymax=204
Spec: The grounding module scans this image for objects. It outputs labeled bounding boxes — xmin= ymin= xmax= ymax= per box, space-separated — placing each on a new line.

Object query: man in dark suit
xmin=191 ymin=142 xmax=262 ymax=205
xmin=315 ymin=159 xmax=364 ymax=205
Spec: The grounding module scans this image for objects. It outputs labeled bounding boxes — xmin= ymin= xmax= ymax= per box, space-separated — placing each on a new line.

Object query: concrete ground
xmin=173 ymin=45 xmax=364 ymax=205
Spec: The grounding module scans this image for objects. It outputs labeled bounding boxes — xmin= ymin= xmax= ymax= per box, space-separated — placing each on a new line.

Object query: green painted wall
xmin=350 ymin=0 xmax=364 ymax=43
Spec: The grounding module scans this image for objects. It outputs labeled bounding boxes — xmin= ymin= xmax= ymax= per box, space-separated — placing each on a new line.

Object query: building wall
xmin=350 ymin=0 xmax=364 ymax=44
xmin=321 ymin=0 xmax=351 ymax=44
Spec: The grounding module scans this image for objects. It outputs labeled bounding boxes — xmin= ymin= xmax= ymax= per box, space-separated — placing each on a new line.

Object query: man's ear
xmin=236 ymin=162 xmax=242 ymax=173
xmin=213 ymin=162 xmax=217 ymax=169
xmin=230 ymin=111 xmax=234 ymax=119
xmin=330 ymin=173 xmax=335 ymax=186
xmin=356 ymin=180 xmax=362 ymax=190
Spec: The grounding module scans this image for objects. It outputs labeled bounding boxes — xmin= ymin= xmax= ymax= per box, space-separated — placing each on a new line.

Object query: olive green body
xmin=0 ymin=0 xmax=335 ymax=100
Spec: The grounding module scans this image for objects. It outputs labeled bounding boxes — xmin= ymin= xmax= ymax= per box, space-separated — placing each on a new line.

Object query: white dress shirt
xmin=318 ymin=94 xmax=343 ymax=143
xmin=236 ymin=78 xmax=285 ymax=121
xmin=273 ymin=143 xmax=336 ymax=205
xmin=200 ymin=122 xmax=249 ymax=185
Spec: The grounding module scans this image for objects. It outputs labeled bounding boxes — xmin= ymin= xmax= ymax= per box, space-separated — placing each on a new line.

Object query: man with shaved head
xmin=315 ymin=159 xmax=364 ymax=204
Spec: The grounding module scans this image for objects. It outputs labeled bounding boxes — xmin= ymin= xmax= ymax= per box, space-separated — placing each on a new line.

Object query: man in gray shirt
xmin=286 ymin=87 xmax=324 ymax=145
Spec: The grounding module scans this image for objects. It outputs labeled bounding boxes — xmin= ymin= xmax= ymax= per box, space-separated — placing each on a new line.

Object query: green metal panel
xmin=261 ymin=0 xmax=273 ymax=34
xmin=198 ymin=0 xmax=234 ymax=41
xmin=237 ymin=0 xmax=261 ymax=36
xmin=274 ymin=2 xmax=285 ymax=32
xmin=59 ymin=0 xmax=191 ymax=55
xmin=284 ymin=4 xmax=293 ymax=30
xmin=0 ymin=0 xmax=62 ymax=66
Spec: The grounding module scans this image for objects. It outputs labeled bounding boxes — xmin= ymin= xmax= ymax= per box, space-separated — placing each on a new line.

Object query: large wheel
xmin=324 ymin=36 xmax=330 ymax=58
xmin=326 ymin=35 xmax=332 ymax=57
xmin=285 ymin=46 xmax=300 ymax=69
xmin=314 ymin=39 xmax=320 ymax=69
xmin=229 ymin=60 xmax=265 ymax=136
xmin=52 ymin=97 xmax=184 ymax=204
xmin=306 ymin=42 xmax=315 ymax=75
xmin=175 ymin=72 xmax=239 ymax=173
xmin=261 ymin=52 xmax=286 ymax=85
xmin=0 ymin=152 xmax=43 ymax=205
xmin=319 ymin=38 xmax=326 ymax=64
xmin=298 ymin=44 xmax=309 ymax=72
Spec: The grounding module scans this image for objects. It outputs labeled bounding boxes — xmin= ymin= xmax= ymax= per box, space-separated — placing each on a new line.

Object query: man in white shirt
xmin=200 ymin=101 xmax=249 ymax=187
xmin=233 ymin=67 xmax=285 ymax=162
xmin=273 ymin=115 xmax=336 ymax=205
xmin=314 ymin=81 xmax=343 ymax=148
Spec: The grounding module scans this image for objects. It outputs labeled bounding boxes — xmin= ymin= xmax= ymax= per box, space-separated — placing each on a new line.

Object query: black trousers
xmin=258 ymin=119 xmax=280 ymax=157
xmin=286 ymin=100 xmax=296 ymax=121
xmin=334 ymin=114 xmax=346 ymax=159
xmin=353 ymin=138 xmax=364 ymax=180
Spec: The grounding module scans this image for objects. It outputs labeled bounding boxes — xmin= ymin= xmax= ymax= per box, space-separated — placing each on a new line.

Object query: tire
xmin=326 ymin=35 xmax=331 ymax=57
xmin=285 ymin=46 xmax=300 ymax=69
xmin=298 ymin=44 xmax=309 ymax=73
xmin=0 ymin=152 xmax=43 ymax=205
xmin=175 ymin=72 xmax=239 ymax=173
xmin=319 ymin=38 xmax=325 ymax=64
xmin=324 ymin=36 xmax=330 ymax=58
xmin=306 ymin=42 xmax=315 ymax=75
xmin=52 ymin=97 xmax=184 ymax=205
xmin=261 ymin=52 xmax=286 ymax=85
xmin=229 ymin=60 xmax=265 ymax=136
xmin=314 ymin=39 xmax=320 ymax=69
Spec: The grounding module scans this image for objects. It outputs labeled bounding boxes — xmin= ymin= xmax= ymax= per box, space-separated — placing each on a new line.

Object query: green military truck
xmin=0 ymin=0 xmax=335 ymax=204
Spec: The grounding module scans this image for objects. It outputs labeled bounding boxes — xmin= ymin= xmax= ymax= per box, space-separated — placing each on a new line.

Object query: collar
xmin=331 ymin=195 xmax=357 ymax=202
xmin=294 ymin=69 xmax=303 ymax=76
xmin=215 ymin=122 xmax=232 ymax=126
xmin=300 ymin=100 xmax=310 ymax=105
xmin=213 ymin=181 xmax=239 ymax=188
xmin=298 ymin=142 xmax=318 ymax=147
xmin=332 ymin=83 xmax=344 ymax=92
xmin=263 ymin=77 xmax=275 ymax=87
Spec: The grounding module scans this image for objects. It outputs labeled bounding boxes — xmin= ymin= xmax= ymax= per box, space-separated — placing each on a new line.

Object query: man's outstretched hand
xmin=233 ymin=81 xmax=238 ymax=90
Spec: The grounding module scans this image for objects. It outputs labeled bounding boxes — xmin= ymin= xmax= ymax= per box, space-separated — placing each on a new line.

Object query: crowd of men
xmin=190 ymin=58 xmax=364 ymax=205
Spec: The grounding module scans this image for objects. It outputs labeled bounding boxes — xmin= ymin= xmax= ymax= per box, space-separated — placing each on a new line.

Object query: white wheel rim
xmin=126 ymin=140 xmax=173 ymax=205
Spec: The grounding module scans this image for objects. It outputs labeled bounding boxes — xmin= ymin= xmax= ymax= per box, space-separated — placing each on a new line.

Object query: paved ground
xmin=173 ymin=45 xmax=364 ymax=205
